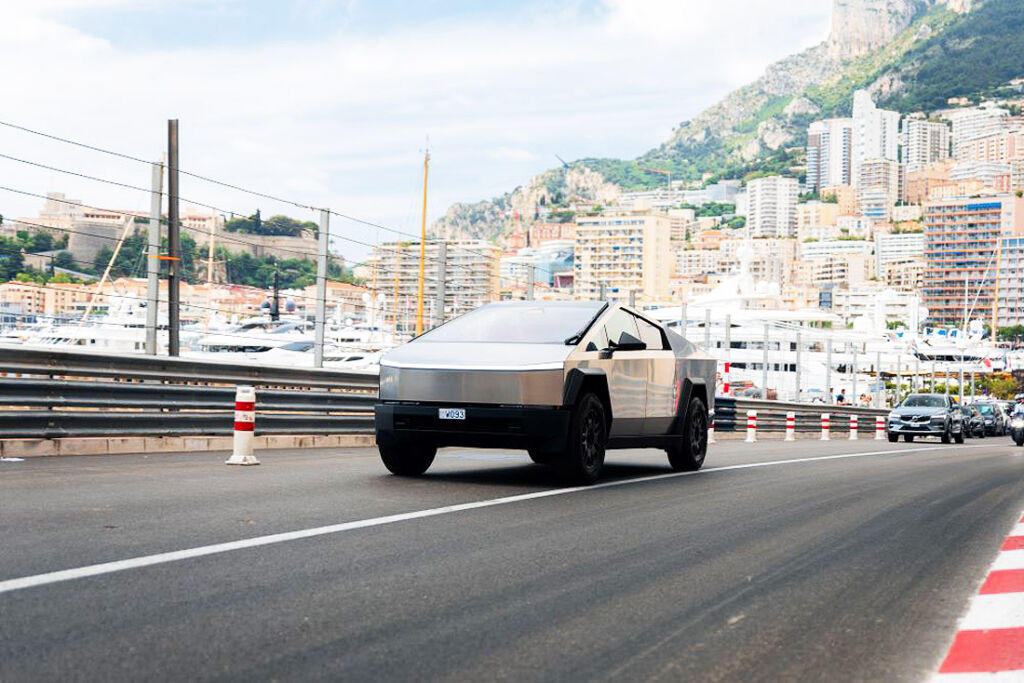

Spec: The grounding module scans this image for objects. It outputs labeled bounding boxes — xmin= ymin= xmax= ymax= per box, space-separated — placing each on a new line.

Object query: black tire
xmin=887 ymin=433 xmax=898 ymax=443
xmin=941 ymin=423 xmax=952 ymax=444
xmin=667 ymin=396 xmax=709 ymax=472
xmin=954 ymin=429 xmax=965 ymax=444
xmin=1015 ymin=435 xmax=1024 ymax=447
xmin=527 ymin=448 xmax=555 ymax=464
xmin=555 ymin=393 xmax=607 ymax=485
xmin=379 ymin=442 xmax=437 ymax=476
xmin=903 ymin=434 xmax=915 ymax=442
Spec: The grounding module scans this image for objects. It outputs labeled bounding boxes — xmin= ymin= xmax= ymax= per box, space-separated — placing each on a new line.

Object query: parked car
xmin=886 ymin=393 xmax=964 ymax=443
xmin=375 ymin=301 xmax=717 ymax=484
xmin=971 ymin=401 xmax=1007 ymax=436
xmin=960 ymin=404 xmax=986 ymax=439
xmin=1009 ymin=404 xmax=1024 ymax=446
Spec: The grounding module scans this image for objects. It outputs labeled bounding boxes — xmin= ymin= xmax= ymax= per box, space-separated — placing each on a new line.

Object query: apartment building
xmin=796 ymin=201 xmax=840 ymax=242
xmin=922 ymin=196 xmax=1024 ymax=326
xmin=806 ymin=118 xmax=853 ymax=193
xmin=946 ymin=104 xmax=1010 ymax=158
xmin=573 ymin=210 xmax=672 ymax=302
xmin=675 ymin=249 xmax=720 ymax=277
xmin=902 ymin=118 xmax=951 ymax=172
xmin=369 ymin=240 xmax=500 ymax=328
xmin=851 ymin=90 xmax=900 ymax=181
xmin=746 ymin=176 xmax=798 ymax=238
xmin=857 ymin=158 xmax=904 ymax=222
xmin=956 ymin=128 xmax=1024 ymax=164
xmin=875 ymin=232 xmax=925 ymax=276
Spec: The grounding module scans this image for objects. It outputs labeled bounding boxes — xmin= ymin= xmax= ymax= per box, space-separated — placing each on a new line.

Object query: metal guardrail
xmin=714 ymin=398 xmax=888 ymax=433
xmin=0 ymin=346 xmax=376 ymax=438
xmin=0 ymin=346 xmax=888 ymax=440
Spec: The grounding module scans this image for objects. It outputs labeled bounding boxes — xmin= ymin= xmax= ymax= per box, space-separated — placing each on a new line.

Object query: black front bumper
xmin=375 ymin=402 xmax=571 ymax=451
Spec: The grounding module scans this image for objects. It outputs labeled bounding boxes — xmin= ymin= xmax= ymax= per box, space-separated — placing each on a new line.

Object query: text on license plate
xmin=438 ymin=408 xmax=466 ymax=420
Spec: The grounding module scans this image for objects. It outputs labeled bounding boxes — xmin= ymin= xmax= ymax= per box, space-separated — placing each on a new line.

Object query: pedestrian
xmin=836 ymin=388 xmax=847 ymax=404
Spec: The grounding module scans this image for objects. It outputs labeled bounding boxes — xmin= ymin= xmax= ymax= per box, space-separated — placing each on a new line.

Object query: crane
xmin=639 ymin=165 xmax=673 ymax=191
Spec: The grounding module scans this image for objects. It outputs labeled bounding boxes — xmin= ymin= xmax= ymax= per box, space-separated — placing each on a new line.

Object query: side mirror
xmin=611 ymin=331 xmax=646 ymax=353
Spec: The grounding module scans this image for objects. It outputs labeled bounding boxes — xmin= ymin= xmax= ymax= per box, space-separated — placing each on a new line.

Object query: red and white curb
xmin=932 ymin=511 xmax=1024 ymax=680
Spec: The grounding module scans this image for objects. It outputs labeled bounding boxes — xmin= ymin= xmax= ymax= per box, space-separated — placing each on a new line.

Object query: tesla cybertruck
xmin=374 ymin=301 xmax=716 ymax=484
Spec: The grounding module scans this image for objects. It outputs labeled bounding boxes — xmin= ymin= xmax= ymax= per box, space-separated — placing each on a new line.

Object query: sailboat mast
xmin=416 ymin=149 xmax=430 ymax=336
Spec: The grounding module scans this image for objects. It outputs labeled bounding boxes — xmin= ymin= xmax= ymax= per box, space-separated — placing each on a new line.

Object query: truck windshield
xmin=417 ymin=303 xmax=604 ymax=344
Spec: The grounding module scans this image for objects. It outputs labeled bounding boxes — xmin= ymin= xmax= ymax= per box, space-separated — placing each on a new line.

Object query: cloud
xmin=0 ymin=0 xmax=832 ymax=261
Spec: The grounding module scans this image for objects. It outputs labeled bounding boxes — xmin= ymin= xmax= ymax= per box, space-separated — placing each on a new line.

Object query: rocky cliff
xmin=434 ymin=0 xmax=985 ymax=242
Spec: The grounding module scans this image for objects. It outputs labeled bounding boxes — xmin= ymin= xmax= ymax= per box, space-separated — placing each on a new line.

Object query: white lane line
xmin=957 ymin=593 xmax=1024 ymax=631
xmin=0 ymin=444 xmax=982 ymax=595
xmin=993 ymin=550 xmax=1024 ymax=571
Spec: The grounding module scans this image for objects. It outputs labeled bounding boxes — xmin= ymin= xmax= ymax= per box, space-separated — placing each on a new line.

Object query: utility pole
xmin=826 ymin=339 xmax=832 ymax=402
xmin=762 ymin=322 xmax=769 ymax=397
xmin=167 ymin=119 xmax=180 ymax=356
xmin=876 ymin=350 xmax=883 ymax=407
xmin=415 ymin=149 xmax=429 ymax=336
xmin=145 ymin=162 xmax=163 ymax=355
xmin=795 ymin=330 xmax=802 ymax=401
xmin=526 ymin=264 xmax=535 ymax=301
xmin=433 ymin=241 xmax=447 ymax=328
xmin=314 ymin=209 xmax=328 ymax=368
xmin=271 ymin=270 xmax=280 ymax=321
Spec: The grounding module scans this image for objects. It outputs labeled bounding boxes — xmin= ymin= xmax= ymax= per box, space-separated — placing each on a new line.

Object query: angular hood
xmin=381 ymin=341 xmax=573 ymax=371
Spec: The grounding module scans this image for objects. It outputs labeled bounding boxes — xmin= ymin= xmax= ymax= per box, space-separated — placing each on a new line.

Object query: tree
xmin=52 ymin=251 xmax=77 ymax=271
xmin=0 ymin=236 xmax=24 ymax=281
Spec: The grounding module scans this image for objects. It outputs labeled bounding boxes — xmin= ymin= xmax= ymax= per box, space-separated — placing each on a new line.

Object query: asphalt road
xmin=1 ymin=437 xmax=1022 ymax=682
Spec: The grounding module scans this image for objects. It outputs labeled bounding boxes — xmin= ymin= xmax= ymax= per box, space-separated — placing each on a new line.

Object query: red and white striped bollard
xmin=723 ymin=361 xmax=731 ymax=396
xmin=745 ymin=410 xmax=757 ymax=443
xmin=708 ymin=416 xmax=716 ymax=444
xmin=849 ymin=413 xmax=859 ymax=440
xmin=785 ymin=412 xmax=796 ymax=441
xmin=875 ymin=415 xmax=885 ymax=440
xmin=820 ymin=413 xmax=830 ymax=441
xmin=226 ymin=385 xmax=260 ymax=465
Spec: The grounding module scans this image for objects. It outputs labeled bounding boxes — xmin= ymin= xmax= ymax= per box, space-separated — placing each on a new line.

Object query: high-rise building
xmin=573 ymin=210 xmax=672 ymax=303
xmin=746 ymin=176 xmax=799 ymax=238
xmin=851 ymin=90 xmax=900 ymax=182
xmin=806 ymin=118 xmax=853 ymax=193
xmin=946 ymin=104 xmax=1010 ymax=159
xmin=902 ymin=118 xmax=950 ymax=172
xmin=857 ymin=158 xmax=904 ymax=223
xmin=922 ymin=196 xmax=1024 ymax=327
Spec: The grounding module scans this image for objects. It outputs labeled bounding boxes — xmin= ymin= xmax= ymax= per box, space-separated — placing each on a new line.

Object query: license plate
xmin=438 ymin=408 xmax=466 ymax=420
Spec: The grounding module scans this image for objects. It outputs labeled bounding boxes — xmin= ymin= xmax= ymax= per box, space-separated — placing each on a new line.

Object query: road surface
xmin=1 ymin=438 xmax=1021 ymax=681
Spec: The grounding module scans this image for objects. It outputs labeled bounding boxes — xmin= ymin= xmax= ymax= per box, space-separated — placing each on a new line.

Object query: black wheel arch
xmin=563 ymin=368 xmax=612 ymax=429
xmin=671 ymin=377 xmax=708 ymax=433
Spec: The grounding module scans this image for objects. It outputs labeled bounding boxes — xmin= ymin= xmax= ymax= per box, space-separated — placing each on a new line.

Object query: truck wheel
xmin=379 ymin=442 xmax=437 ymax=476
xmin=556 ymin=392 xmax=606 ymax=485
xmin=903 ymin=434 xmax=914 ymax=442
xmin=667 ymin=396 xmax=708 ymax=472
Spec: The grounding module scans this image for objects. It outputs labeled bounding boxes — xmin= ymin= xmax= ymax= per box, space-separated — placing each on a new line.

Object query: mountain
xmin=434 ymin=0 xmax=1020 ymax=243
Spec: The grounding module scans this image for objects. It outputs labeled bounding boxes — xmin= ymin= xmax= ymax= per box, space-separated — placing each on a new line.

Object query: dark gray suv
xmin=886 ymin=393 xmax=964 ymax=443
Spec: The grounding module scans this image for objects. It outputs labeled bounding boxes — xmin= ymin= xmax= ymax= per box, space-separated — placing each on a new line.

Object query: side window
xmin=635 ymin=316 xmax=666 ymax=350
xmin=603 ymin=310 xmax=639 ymax=347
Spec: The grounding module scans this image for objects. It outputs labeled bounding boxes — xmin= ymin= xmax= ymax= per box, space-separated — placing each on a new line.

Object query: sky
xmin=0 ymin=0 xmax=833 ymax=264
